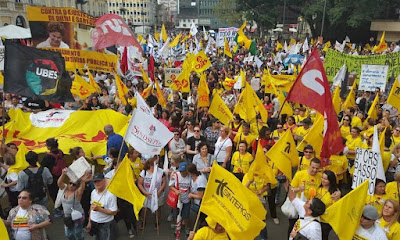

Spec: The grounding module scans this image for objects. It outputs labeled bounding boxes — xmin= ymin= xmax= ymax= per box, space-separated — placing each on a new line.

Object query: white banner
xmin=216 ymin=27 xmax=238 ymax=47
xmin=359 ymin=64 xmax=388 ymax=91
xmin=0 ymin=46 xmax=4 ymax=71
xmin=124 ymin=93 xmax=173 ymax=155
xmin=30 ymin=110 xmax=74 ymax=128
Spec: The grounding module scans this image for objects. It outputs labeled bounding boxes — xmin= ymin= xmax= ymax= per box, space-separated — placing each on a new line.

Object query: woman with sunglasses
xmin=57 ymin=168 xmax=91 ymax=240
xmin=391 ymin=126 xmax=400 ymax=150
xmin=340 ymin=115 xmax=352 ymax=138
xmin=378 ymin=199 xmax=400 ymax=240
xmin=4 ymin=189 xmax=52 ymax=240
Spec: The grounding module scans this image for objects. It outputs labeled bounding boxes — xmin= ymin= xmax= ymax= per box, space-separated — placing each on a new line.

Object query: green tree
xmin=214 ymin=0 xmax=243 ymax=26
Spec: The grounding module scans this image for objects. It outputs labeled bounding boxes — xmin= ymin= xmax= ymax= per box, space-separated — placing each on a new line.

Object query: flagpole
xmin=192 ymin=208 xmax=202 ymax=232
xmin=1 ymin=90 xmax=5 ymax=144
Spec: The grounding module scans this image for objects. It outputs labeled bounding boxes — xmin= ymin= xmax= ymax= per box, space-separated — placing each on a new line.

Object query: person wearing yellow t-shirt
xmin=293 ymin=118 xmax=312 ymax=155
xmin=345 ymin=107 xmax=363 ymax=129
xmin=271 ymin=123 xmax=284 ymax=142
xmin=127 ymin=147 xmax=143 ymax=180
xmin=294 ymin=107 xmax=308 ymax=124
xmin=188 ymin=217 xmax=229 ymax=240
xmin=297 ymin=145 xmax=314 ymax=171
xmin=291 ymin=158 xmax=322 ymax=201
xmin=377 ymin=199 xmax=400 ymax=240
xmin=250 ymin=114 xmax=268 ymax=137
xmin=231 ymin=141 xmax=253 ymax=180
xmin=390 ymin=126 xmax=400 ymax=150
xmin=366 ymin=179 xmax=389 ymax=214
xmin=345 ymin=127 xmax=364 ymax=162
xmin=362 ymin=119 xmax=375 ymax=140
xmin=386 ymin=172 xmax=400 ymax=202
xmin=233 ymin=123 xmax=256 ymax=152
xmin=325 ymin=153 xmax=348 ymax=184
xmin=340 ymin=115 xmax=352 ymax=138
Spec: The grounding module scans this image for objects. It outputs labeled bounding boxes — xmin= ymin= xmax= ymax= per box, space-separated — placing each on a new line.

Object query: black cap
xmin=93 ymin=173 xmax=105 ymax=182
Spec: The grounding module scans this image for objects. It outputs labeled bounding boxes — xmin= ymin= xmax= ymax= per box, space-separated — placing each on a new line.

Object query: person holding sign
xmin=377 ymin=199 xmax=400 ymax=240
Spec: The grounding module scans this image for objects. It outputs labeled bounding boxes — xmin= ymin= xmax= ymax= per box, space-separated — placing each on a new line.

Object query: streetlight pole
xmin=320 ymin=0 xmax=327 ymax=37
xmin=142 ymin=0 xmax=145 ymax=34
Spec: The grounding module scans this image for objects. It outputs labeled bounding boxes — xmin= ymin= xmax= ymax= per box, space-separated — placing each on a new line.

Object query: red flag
xmin=286 ymin=48 xmax=343 ymax=158
xmin=120 ymin=47 xmax=128 ymax=75
xmin=91 ymin=14 xmax=143 ymax=52
xmin=148 ymin=55 xmax=155 ymax=81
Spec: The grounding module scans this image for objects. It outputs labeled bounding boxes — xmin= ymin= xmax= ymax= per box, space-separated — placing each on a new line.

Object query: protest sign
xmin=359 ymin=64 xmax=388 ymax=91
xmin=26 ymin=6 xmax=117 ymax=72
xmin=352 ymin=147 xmax=379 ymax=196
xmin=164 ymin=68 xmax=182 ymax=87
xmin=216 ymin=27 xmax=238 ymax=47
xmin=0 ymin=45 xmax=4 ymax=70
xmin=324 ymin=49 xmax=400 ymax=82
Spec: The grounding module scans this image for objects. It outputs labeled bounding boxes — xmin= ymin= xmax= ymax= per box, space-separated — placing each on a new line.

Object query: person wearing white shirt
xmin=36 ymin=22 xmax=70 ymax=49
xmin=87 ymin=173 xmax=118 ymax=240
xmin=213 ymin=126 xmax=233 ymax=168
xmin=354 ymin=205 xmax=388 ymax=240
xmin=288 ymin=185 xmax=326 ymax=240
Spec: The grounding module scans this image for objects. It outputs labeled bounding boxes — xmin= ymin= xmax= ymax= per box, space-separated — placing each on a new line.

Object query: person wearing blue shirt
xmin=93 ymin=124 xmax=128 ymax=162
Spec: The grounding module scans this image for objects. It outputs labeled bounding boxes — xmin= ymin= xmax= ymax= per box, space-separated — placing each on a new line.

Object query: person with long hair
xmin=378 ymin=199 xmax=400 ymax=239
xmin=192 ymin=142 xmax=213 ymax=179
xmin=340 ymin=115 xmax=352 ymax=138
xmin=187 ymin=163 xmax=207 ymax=225
xmin=386 ymin=171 xmax=400 ymax=203
xmin=231 ymin=141 xmax=253 ymax=181
xmin=213 ymin=126 xmax=233 ymax=169
xmin=366 ymin=179 xmax=389 ymax=214
xmin=317 ymin=170 xmax=341 ymax=240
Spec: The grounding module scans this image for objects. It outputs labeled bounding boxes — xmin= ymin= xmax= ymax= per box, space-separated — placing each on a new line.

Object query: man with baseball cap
xmin=354 ymin=205 xmax=387 ymax=239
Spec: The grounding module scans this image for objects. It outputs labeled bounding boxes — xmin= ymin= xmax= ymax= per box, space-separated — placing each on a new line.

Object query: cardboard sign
xmin=359 ymin=64 xmax=388 ymax=91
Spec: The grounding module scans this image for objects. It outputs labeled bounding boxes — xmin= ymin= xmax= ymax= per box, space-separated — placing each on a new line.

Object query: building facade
xmin=176 ymin=0 xmax=226 ymax=29
xmin=0 ymin=0 xmax=107 ymax=28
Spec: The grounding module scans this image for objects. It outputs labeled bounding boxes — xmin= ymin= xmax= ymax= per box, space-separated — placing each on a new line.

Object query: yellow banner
xmin=209 ymin=94 xmax=233 ymax=126
xmin=26 ymin=6 xmax=96 ymax=26
xmin=45 ymin=48 xmax=117 ymax=72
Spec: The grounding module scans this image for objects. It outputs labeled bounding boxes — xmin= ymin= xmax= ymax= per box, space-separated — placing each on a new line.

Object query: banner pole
xmin=2 ymin=91 xmax=5 ymax=143
xmin=192 ymin=208 xmax=202 ymax=232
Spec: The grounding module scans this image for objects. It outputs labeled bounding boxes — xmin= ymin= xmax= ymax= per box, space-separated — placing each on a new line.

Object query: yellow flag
xmin=169 ymin=33 xmax=182 ymax=48
xmin=137 ymin=34 xmax=143 ymax=43
xmin=311 ymin=38 xmax=316 ymax=46
xmin=263 ymin=69 xmax=277 ymax=94
xmin=342 ymin=80 xmax=356 ymax=111
xmin=71 ymin=74 xmax=96 ymax=100
xmin=155 ymin=80 xmax=166 ymax=108
xmin=8 ymin=143 xmax=29 ymax=174
xmin=373 ymin=31 xmax=388 ymax=53
xmin=223 ymin=76 xmax=238 ymax=90
xmin=170 ymin=68 xmax=190 ymax=93
xmin=154 ymin=25 xmax=160 ymax=42
xmin=266 ymin=130 xmax=298 ymax=181
xmin=365 ymin=43 xmax=372 ymax=51
xmin=367 ymin=94 xmax=379 ymax=121
xmin=114 ymin=73 xmax=130 ymax=105
xmin=224 ymin=37 xmax=232 ymax=58
xmin=161 ymin=24 xmax=168 ymax=42
xmin=140 ymin=65 xmax=150 ymax=84
xmin=233 ymin=43 xmax=239 ymax=53
xmin=277 ymin=91 xmax=293 ymax=116
xmin=192 ymin=50 xmax=211 ymax=73
xmin=0 ymin=71 xmax=4 ymax=85
xmin=323 ymin=41 xmax=331 ymax=52
xmin=108 ymin=157 xmax=146 ymax=220
xmin=140 ymin=83 xmax=153 ymax=99
xmin=238 ymin=21 xmax=247 ymax=33
xmin=200 ymin=163 xmax=266 ymax=240
xmin=321 ymin=180 xmax=369 ymax=240
xmin=263 ymin=72 xmax=296 ymax=92
xmin=380 ymin=127 xmax=386 ymax=157
xmin=197 ymin=73 xmax=210 ymax=107
xmin=247 ymin=141 xmax=277 ymax=185
xmin=387 ymin=77 xmax=400 ymax=108
xmin=290 ymin=38 xmax=296 ymax=45
xmin=87 ymin=70 xmax=101 ymax=93
xmin=209 ymin=93 xmax=233 ymax=126
xmin=234 ymin=83 xmax=268 ymax=123
xmin=332 ymin=86 xmax=341 ymax=115
xmin=0 ymin=217 xmax=9 ymax=240
xmin=276 ymin=41 xmax=284 ymax=51
xmin=303 ymin=114 xmax=324 ymax=156
xmin=181 ymin=33 xmax=190 ymax=43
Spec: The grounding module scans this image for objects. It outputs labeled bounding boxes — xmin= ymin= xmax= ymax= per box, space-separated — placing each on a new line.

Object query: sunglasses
xmin=69 ymin=182 xmax=77 ymax=186
xmin=362 ymin=215 xmax=372 ymax=221
xmin=18 ymin=196 xmax=28 ymax=200
xmin=344 ymin=119 xmax=350 ymax=121
xmin=174 ymin=133 xmax=180 ymax=135
xmin=194 ymin=130 xmax=200 ymax=132
xmin=304 ymin=151 xmax=313 ymax=154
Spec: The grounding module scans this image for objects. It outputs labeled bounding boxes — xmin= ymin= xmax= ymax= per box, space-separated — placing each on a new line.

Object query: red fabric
xmin=286 ymin=48 xmax=343 ymax=159
xmin=148 ymin=55 xmax=155 ymax=81
xmin=120 ymin=47 xmax=128 ymax=75
xmin=91 ymin=14 xmax=143 ymax=52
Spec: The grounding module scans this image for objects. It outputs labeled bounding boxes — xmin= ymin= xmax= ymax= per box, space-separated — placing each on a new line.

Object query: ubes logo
xmin=26 ymin=59 xmax=60 ymax=96
xmin=215 ymin=179 xmax=251 ymax=220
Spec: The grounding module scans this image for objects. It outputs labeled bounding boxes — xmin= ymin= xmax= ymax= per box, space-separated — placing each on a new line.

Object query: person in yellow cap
xmin=187 ymin=217 xmax=229 ymax=240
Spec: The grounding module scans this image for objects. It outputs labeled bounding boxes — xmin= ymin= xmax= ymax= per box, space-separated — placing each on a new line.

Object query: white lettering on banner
xmin=359 ymin=64 xmax=388 ymax=91
xmin=216 ymin=27 xmax=238 ymax=47
xmin=30 ymin=110 xmax=74 ymax=128
xmin=35 ymin=68 xmax=58 ymax=79
xmin=351 ymin=147 xmax=379 ymax=195
xmin=99 ymin=19 xmax=131 ymax=36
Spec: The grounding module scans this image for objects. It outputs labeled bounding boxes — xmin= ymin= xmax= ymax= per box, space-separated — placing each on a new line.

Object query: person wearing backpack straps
xmin=16 ymin=151 xmax=53 ymax=207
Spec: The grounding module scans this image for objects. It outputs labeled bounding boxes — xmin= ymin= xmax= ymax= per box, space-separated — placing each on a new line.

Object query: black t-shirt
xmin=186 ymin=136 xmax=206 ymax=160
xmin=24 ymin=98 xmax=47 ymax=110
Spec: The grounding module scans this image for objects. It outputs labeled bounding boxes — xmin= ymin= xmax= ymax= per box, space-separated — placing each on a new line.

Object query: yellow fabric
xmin=242 ymin=173 xmax=270 ymax=197
xmin=212 ymin=88 xmax=224 ymax=96
xmin=209 ymin=93 xmax=233 ymax=126
xmin=127 ymin=156 xmax=143 ymax=180
xmin=294 ymin=126 xmax=310 ymax=152
xmin=155 ymin=80 xmax=166 ymax=108
xmin=390 ymin=135 xmax=400 ymax=150
xmin=291 ymin=170 xmax=322 ymax=200
xmin=223 ymin=76 xmax=238 ymax=90
xmin=379 ymin=127 xmax=386 ymax=161
xmin=170 ymin=68 xmax=190 ymax=93
xmin=323 ymin=41 xmax=331 ymax=52
xmin=365 ymin=194 xmax=388 ymax=214
xmin=316 ymin=187 xmax=335 ymax=208
xmin=303 ymin=114 xmax=324 ymax=155
xmin=192 ymin=51 xmax=211 ymax=73
xmin=224 ymin=37 xmax=232 ymax=58
xmin=141 ymin=83 xmax=153 ymax=99
xmin=233 ymin=133 xmax=256 ymax=149
xmin=231 ymin=151 xmax=253 ymax=174
xmin=115 ymin=73 xmax=130 ymax=105
xmin=271 ymin=130 xmax=282 ymax=141
xmin=321 ymin=180 xmax=369 ymax=240
xmin=340 ymin=125 xmax=351 ymax=138
xmin=0 ymin=72 xmax=4 ymax=86
xmin=71 ymin=74 xmax=96 ymax=100
xmin=263 ymin=71 xmax=296 ymax=92
xmin=0 ymin=217 xmax=9 ymax=240
xmin=200 ymin=163 xmax=266 ymax=240
xmin=385 ymin=181 xmax=399 ymax=202
xmin=234 ymin=83 xmax=268 ymax=123
xmin=276 ymin=41 xmax=284 ymax=51
xmin=342 ymin=80 xmax=356 ymax=111
xmin=193 ymin=226 xmax=230 ymax=240
xmin=351 ymin=116 xmax=363 ymax=130
xmin=325 ymin=155 xmax=348 ymax=181
xmin=154 ymin=25 xmax=160 ymax=42
xmin=7 ymin=143 xmax=29 ymax=174
xmin=277 ymin=90 xmax=293 ymax=116
xmin=169 ymin=33 xmax=182 ymax=48
xmin=366 ymin=94 xmax=379 ymax=121
xmin=140 ymin=65 xmax=150 ymax=84
xmin=387 ymin=78 xmax=400 ymax=109
xmin=161 ymin=24 xmax=168 ymax=42
xmin=247 ymin=141 xmax=277 ymax=185
xmin=373 ymin=31 xmax=388 ymax=53
xmin=107 ymin=157 xmax=146 ymax=220
xmin=290 ymin=38 xmax=296 ymax=45
xmin=297 ymin=156 xmax=312 ymax=171
xmin=4 ymin=109 xmax=128 ymax=156
xmin=332 ymin=86 xmax=341 ymax=115
xmin=378 ymin=218 xmax=400 ymax=240
xmin=382 ymin=151 xmax=392 ymax=172
xmin=198 ymin=73 xmax=210 ymax=107
xmin=345 ymin=135 xmax=363 ymax=160
xmin=87 ymin=70 xmax=101 ymax=93
xmin=262 ymin=69 xmax=277 ymax=94
xmin=266 ymin=130 xmax=298 ymax=181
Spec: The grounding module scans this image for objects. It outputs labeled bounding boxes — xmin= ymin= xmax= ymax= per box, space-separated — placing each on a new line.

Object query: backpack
xmin=48 ymin=151 xmax=66 ymax=177
xmin=24 ymin=167 xmax=46 ymax=202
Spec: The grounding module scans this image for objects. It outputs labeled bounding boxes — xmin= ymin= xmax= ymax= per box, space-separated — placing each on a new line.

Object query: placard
xmin=216 ymin=27 xmax=238 ymax=47
xmin=352 ymin=147 xmax=379 ymax=196
xmin=164 ymin=68 xmax=182 ymax=87
xmin=359 ymin=64 xmax=388 ymax=91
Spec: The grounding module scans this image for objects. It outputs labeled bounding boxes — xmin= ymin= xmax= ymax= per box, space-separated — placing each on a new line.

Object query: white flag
xmin=373 ymin=126 xmax=386 ymax=183
xmin=335 ymin=41 xmax=344 ymax=52
xmin=254 ymin=56 xmax=263 ymax=69
xmin=332 ymin=64 xmax=346 ymax=87
xmin=284 ymin=41 xmax=288 ymax=52
xmin=302 ymin=38 xmax=309 ymax=53
xmin=203 ymin=26 xmax=208 ymax=40
xmin=124 ymin=93 xmax=174 ymax=155
xmin=190 ymin=23 xmax=198 ymax=36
